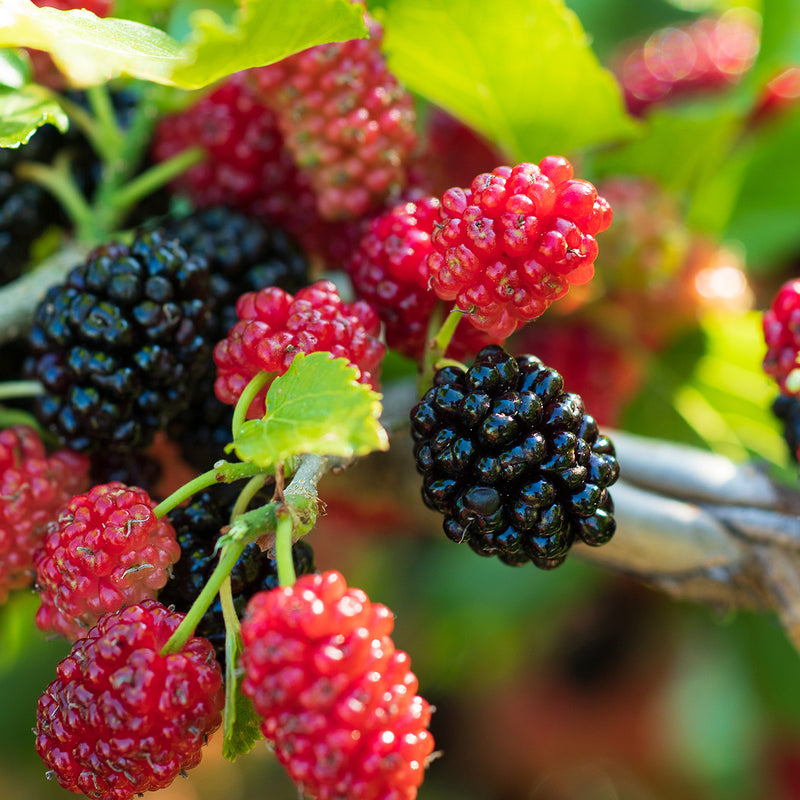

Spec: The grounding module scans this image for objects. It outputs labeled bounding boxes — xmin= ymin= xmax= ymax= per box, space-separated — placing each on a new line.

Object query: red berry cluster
xmin=0 ymin=425 xmax=89 ymax=603
xmin=764 ymin=279 xmax=800 ymax=397
xmin=240 ymin=570 xmax=435 ymax=800
xmin=427 ymin=157 xmax=612 ymax=340
xmin=347 ymin=194 xmax=498 ymax=361
xmin=249 ymin=11 xmax=417 ymax=221
xmin=214 ymin=279 xmax=385 ymax=419
xmin=34 ymin=481 xmax=180 ymax=640
xmin=150 ymin=72 xmax=366 ymax=267
xmin=35 ymin=600 xmax=224 ymax=800
xmin=151 ymin=73 xmax=316 ymax=240
xmin=613 ymin=10 xmax=759 ymax=116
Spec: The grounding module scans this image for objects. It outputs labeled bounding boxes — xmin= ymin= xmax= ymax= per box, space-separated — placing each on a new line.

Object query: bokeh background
xmin=6 ymin=0 xmax=800 ymax=797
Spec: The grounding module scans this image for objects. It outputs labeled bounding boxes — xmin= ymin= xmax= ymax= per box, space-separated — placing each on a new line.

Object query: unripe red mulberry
xmin=427 ymin=158 xmax=612 ymax=339
xmin=34 ymin=482 xmax=180 ymax=640
xmin=240 ymin=570 xmax=435 ymax=799
xmin=0 ymin=426 xmax=89 ymax=603
xmin=249 ymin=10 xmax=417 ymax=221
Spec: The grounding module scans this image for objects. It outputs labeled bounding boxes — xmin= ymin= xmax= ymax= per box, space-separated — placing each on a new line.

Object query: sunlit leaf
xmin=222 ymin=629 xmax=261 ymax=761
xmin=381 ymin=0 xmax=638 ymax=162
xmin=0 ymin=84 xmax=68 ymax=147
xmin=0 ymin=0 xmax=366 ymax=89
xmin=233 ymin=353 xmax=389 ymax=469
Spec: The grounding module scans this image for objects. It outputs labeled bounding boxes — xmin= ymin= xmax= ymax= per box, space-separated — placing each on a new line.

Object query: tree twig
xmin=0 ymin=243 xmax=90 ymax=343
xmin=370 ymin=380 xmax=800 ymax=651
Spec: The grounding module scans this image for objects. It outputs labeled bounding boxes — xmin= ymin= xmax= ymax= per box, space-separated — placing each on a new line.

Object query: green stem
xmin=160 ymin=539 xmax=248 ymax=656
xmin=159 ymin=453 xmax=339 ymax=655
xmin=220 ymin=574 xmax=241 ymax=657
xmin=86 ymin=84 xmax=124 ymax=159
xmin=232 ymin=371 xmax=273 ymax=439
xmin=16 ymin=160 xmax=96 ymax=236
xmin=0 ymin=380 xmax=45 ymax=401
xmin=420 ymin=302 xmax=463 ymax=393
xmin=153 ymin=461 xmax=266 ymax=518
xmin=274 ymin=513 xmax=296 ymax=587
xmin=433 ymin=305 xmax=466 ymax=355
xmin=108 ymin=147 xmax=204 ymax=218
xmin=56 ymin=94 xmax=107 ymax=159
xmin=231 ymin=474 xmax=268 ymax=521
xmin=217 ymin=475 xmax=266 ymax=645
xmin=0 ymin=407 xmax=45 ymax=432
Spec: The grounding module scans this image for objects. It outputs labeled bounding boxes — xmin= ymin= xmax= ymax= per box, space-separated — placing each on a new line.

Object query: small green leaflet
xmin=233 ymin=352 xmax=389 ymax=469
xmin=380 ymin=0 xmax=638 ymax=162
xmin=0 ymin=0 xmax=366 ymax=89
xmin=222 ymin=630 xmax=261 ymax=761
xmin=0 ymin=84 xmax=68 ymax=147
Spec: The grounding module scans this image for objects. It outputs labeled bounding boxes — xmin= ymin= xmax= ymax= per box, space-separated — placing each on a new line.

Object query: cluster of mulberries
xmin=156 ymin=205 xmax=311 ymax=467
xmin=248 ymin=10 xmax=417 ymax=221
xmin=24 ymin=229 xmax=213 ymax=453
xmin=0 ymin=6 xmax=647 ymax=800
xmin=411 ymin=345 xmax=619 ymax=568
xmin=346 ymin=194 xmax=498 ymax=362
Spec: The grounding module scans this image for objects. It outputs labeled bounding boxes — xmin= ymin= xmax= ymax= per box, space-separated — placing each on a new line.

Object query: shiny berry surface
xmin=240 ymin=570 xmax=435 ymax=800
xmin=34 ymin=600 xmax=223 ymax=800
xmin=34 ymin=481 xmax=180 ymax=640
xmin=427 ymin=158 xmax=612 ymax=339
xmin=410 ymin=345 xmax=619 ymax=568
xmin=214 ymin=280 xmax=385 ymax=419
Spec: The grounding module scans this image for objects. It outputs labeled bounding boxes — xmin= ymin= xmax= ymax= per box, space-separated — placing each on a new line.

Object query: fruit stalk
xmin=159 ymin=453 xmax=332 ymax=655
xmin=153 ymin=461 xmax=267 ymax=519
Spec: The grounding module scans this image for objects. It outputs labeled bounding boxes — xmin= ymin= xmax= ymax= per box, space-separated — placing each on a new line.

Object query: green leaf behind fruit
xmin=169 ymin=0 xmax=367 ymax=89
xmin=0 ymin=84 xmax=68 ymax=147
xmin=380 ymin=0 xmax=639 ymax=162
xmin=222 ymin=630 xmax=261 ymax=761
xmin=233 ymin=352 xmax=389 ymax=469
xmin=0 ymin=0 xmax=366 ymax=89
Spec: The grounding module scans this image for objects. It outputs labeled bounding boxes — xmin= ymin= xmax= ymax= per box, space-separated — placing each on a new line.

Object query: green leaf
xmin=594 ymin=103 xmax=742 ymax=195
xmin=380 ymin=0 xmax=638 ymax=162
xmin=723 ymin=109 xmax=800 ymax=269
xmin=754 ymin=0 xmax=800 ymax=78
xmin=222 ymin=630 xmax=261 ymax=761
xmin=0 ymin=84 xmax=68 ymax=147
xmin=0 ymin=0 xmax=367 ymax=89
xmin=622 ymin=311 xmax=787 ymax=470
xmin=0 ymin=48 xmax=30 ymax=89
xmin=233 ymin=352 xmax=389 ymax=469
xmin=170 ymin=0 xmax=367 ymax=89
